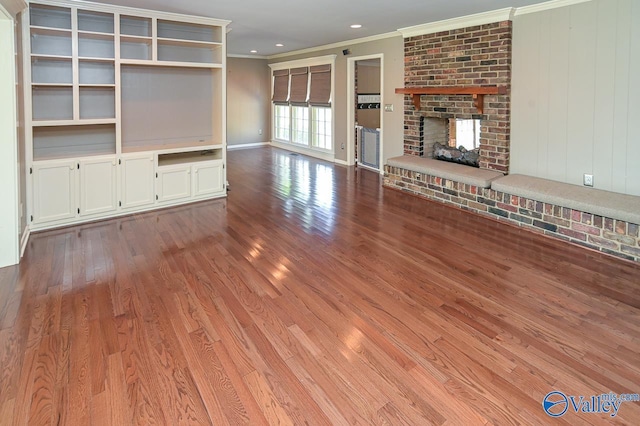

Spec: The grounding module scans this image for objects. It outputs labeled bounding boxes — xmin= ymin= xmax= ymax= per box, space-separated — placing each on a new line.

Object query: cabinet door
xmin=157 ymin=165 xmax=191 ymax=202
xmin=32 ymin=161 xmax=77 ymax=224
xmin=193 ymin=161 xmax=224 ymax=198
xmin=121 ymin=154 xmax=154 ymax=209
xmin=79 ymin=157 xmax=118 ymax=216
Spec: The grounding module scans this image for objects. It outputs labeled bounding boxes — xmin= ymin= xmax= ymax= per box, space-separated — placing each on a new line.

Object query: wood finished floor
xmin=1 ymin=147 xmax=640 ymax=425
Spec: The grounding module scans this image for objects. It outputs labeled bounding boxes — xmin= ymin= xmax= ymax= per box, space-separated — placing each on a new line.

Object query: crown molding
xmin=268 ymin=54 xmax=336 ymax=70
xmin=267 ymin=31 xmax=399 ymax=60
xmin=399 ymin=8 xmax=515 ymax=38
xmin=514 ymin=0 xmax=593 ymax=16
xmin=228 ymin=54 xmax=268 ymax=60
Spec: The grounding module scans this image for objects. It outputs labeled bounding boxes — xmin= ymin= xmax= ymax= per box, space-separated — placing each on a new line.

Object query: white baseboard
xmin=334 ymin=159 xmax=349 ymax=166
xmin=357 ymin=161 xmax=382 ymax=174
xmin=227 ymin=142 xmax=270 ymax=150
xmin=20 ymin=225 xmax=30 ymax=258
xmin=270 ymin=140 xmax=335 ymax=163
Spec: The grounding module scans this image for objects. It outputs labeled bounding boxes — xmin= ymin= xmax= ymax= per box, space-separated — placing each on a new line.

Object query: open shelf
xmin=33 ymin=124 xmax=116 ymax=161
xmin=31 ymin=28 xmax=72 ymax=57
xmin=31 ymin=56 xmax=72 ymax=84
xmin=79 ymin=87 xmax=115 ymax=119
xmin=32 ymin=118 xmax=116 ymax=127
xmin=32 ymin=83 xmax=73 ymax=87
xmin=79 ymin=60 xmax=115 ymax=84
xmin=32 ymin=86 xmax=73 ymax=121
xmin=157 ymin=20 xmax=222 ymax=43
xmin=120 ymin=35 xmax=152 ymax=60
xmin=120 ymin=15 xmax=152 ymax=37
xmin=158 ymin=149 xmax=222 ymax=167
xmin=156 ymin=37 xmax=221 ymax=48
xmin=78 ymin=33 xmax=114 ymax=59
xmin=122 ymin=140 xmax=219 ymax=154
xmin=157 ymin=41 xmax=222 ymax=64
xmin=30 ymin=4 xmax=71 ymax=30
xmin=78 ymin=10 xmax=114 ymax=34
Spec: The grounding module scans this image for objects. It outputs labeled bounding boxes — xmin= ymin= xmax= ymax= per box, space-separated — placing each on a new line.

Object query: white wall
xmin=0 ymin=5 xmax=20 ymax=267
xmin=511 ymin=0 xmax=640 ymax=196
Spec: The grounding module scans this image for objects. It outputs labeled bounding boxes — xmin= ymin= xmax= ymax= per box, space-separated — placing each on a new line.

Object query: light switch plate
xmin=384 ymin=104 xmax=394 ymax=112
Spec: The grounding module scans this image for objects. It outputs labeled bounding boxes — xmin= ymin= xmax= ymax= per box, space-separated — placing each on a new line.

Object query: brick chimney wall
xmin=403 ymin=21 xmax=512 ymax=173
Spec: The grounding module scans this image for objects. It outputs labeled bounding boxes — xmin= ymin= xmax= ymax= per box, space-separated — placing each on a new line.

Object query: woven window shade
xmin=288 ymin=67 xmax=309 ymax=105
xmin=272 ymin=69 xmax=289 ymax=104
xmin=309 ymin=64 xmax=331 ymax=106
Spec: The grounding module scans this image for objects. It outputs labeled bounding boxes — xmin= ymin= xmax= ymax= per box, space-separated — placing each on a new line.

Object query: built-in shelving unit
xmin=23 ymin=0 xmax=229 ymax=230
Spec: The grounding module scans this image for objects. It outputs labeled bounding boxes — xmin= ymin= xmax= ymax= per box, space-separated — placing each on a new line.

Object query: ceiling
xmin=89 ymin=0 xmax=551 ymax=57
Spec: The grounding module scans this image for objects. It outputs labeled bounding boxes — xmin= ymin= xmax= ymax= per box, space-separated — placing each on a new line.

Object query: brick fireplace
xmin=402 ymin=21 xmax=512 ymax=173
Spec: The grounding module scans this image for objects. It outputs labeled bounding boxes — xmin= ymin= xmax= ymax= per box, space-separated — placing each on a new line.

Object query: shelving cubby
xmin=24 ymin=0 xmax=229 ymax=230
xmin=77 ymin=10 xmax=113 ymax=34
xmin=31 ymin=56 xmax=72 ymax=84
xmin=29 ymin=3 xmax=71 ymax=30
xmin=30 ymin=28 xmax=72 ymax=57
xmin=78 ymin=59 xmax=115 ymax=85
xmin=32 ymin=124 xmax=116 ymax=161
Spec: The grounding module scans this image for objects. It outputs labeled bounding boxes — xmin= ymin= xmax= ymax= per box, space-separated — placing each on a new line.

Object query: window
xmin=291 ymin=106 xmax=309 ymax=145
xmin=270 ymin=59 xmax=334 ymax=153
xmin=311 ymin=107 xmax=331 ymax=150
xmin=274 ymin=104 xmax=290 ymax=140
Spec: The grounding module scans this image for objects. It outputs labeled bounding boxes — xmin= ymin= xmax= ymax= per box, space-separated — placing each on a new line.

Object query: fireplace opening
xmin=420 ymin=116 xmax=481 ymax=167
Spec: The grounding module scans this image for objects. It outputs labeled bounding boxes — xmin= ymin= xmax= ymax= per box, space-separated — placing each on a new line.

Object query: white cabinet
xmin=193 ymin=161 xmax=224 ymax=197
xmin=121 ymin=154 xmax=155 ymax=209
xmin=157 ymin=164 xmax=192 ymax=202
xmin=157 ymin=150 xmax=225 ymax=203
xmin=79 ymin=158 xmax=118 ymax=216
xmin=32 ymin=157 xmax=118 ymax=225
xmin=32 ymin=160 xmax=76 ymax=224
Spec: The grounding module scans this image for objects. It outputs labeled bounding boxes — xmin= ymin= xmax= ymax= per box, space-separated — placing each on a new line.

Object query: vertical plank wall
xmin=511 ymin=0 xmax=640 ymax=196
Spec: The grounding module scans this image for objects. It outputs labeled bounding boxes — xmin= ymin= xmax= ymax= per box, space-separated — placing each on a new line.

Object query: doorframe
xmin=346 ymin=53 xmax=383 ymax=173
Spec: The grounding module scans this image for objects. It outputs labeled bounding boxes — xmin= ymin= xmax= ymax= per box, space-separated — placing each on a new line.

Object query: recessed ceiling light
xmin=276 ymin=43 xmax=284 ymax=47
xmin=350 ymin=24 xmax=362 ymax=29
xmin=250 ymin=50 xmax=258 ymax=53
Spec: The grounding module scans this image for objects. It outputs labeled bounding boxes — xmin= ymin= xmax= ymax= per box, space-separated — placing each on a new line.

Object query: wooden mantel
xmin=395 ymin=86 xmax=507 ymax=114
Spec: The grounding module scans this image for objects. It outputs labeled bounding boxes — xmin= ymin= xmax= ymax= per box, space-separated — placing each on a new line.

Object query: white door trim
xmin=0 ymin=7 xmax=20 ymax=267
xmin=346 ymin=53 xmax=384 ymax=172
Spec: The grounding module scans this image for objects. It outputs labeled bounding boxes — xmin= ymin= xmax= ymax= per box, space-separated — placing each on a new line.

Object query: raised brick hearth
xmin=403 ymin=21 xmax=511 ymax=172
xmin=384 ymin=166 xmax=640 ymax=263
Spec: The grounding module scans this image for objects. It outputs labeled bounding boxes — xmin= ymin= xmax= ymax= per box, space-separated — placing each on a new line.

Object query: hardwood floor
xmin=1 ymin=146 xmax=640 ymax=425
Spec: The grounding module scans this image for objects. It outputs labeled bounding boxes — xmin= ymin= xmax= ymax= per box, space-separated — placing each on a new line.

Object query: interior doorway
xmin=346 ymin=54 xmax=383 ymax=172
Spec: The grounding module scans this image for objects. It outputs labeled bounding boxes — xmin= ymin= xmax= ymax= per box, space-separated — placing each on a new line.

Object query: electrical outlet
xmin=583 ymin=174 xmax=593 ymax=187
xmin=341 ymin=143 xmax=345 ymax=149
xmin=384 ymin=104 xmax=394 ymax=112
xmin=258 ymin=129 xmax=263 ymax=135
